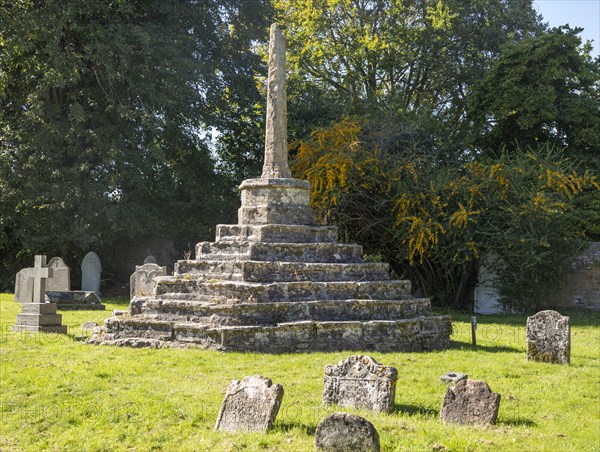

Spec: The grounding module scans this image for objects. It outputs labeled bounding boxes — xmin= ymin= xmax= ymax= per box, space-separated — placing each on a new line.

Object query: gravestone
xmin=46 ymin=257 xmax=70 ymax=291
xmin=81 ymin=251 xmax=102 ymax=294
xmin=314 ymin=412 xmax=380 ymax=452
xmin=130 ymin=263 xmax=168 ymax=299
xmin=14 ymin=267 xmax=34 ymax=303
xmin=214 ymin=375 xmax=284 ymax=433
xmin=11 ymin=255 xmax=67 ymax=334
xmin=143 ymin=255 xmax=157 ymax=264
xmin=526 ymin=310 xmax=570 ymax=364
xmin=440 ymin=379 xmax=500 ymax=425
xmin=323 ymin=355 xmax=397 ymax=413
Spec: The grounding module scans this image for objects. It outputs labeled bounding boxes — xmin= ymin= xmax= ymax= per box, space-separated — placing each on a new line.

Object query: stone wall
xmin=538 ymin=242 xmax=600 ymax=311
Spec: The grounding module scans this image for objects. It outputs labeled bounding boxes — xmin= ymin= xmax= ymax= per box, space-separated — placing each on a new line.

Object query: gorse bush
xmin=292 ymin=119 xmax=599 ymax=311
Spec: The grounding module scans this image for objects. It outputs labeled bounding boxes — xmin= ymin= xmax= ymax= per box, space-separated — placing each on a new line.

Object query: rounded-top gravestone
xmin=81 ymin=251 xmax=102 ymax=294
xmin=143 ymin=255 xmax=157 ymax=264
xmin=314 ymin=412 xmax=380 ymax=452
xmin=526 ymin=310 xmax=570 ymax=364
xmin=46 ymin=257 xmax=71 ymax=291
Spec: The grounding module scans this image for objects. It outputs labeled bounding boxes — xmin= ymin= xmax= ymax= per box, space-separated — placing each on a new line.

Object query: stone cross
xmin=261 ymin=23 xmax=291 ymax=179
xmin=31 ymin=255 xmax=53 ymax=303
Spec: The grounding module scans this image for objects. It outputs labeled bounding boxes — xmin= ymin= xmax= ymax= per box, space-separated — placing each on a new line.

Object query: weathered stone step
xmin=155 ymin=279 xmax=411 ymax=303
xmin=216 ymin=224 xmax=338 ymax=243
xmin=174 ymin=260 xmax=390 ymax=283
xmin=195 ymin=241 xmax=363 ymax=263
xmin=99 ymin=316 xmax=451 ymax=353
xmin=132 ymin=298 xmax=432 ymax=324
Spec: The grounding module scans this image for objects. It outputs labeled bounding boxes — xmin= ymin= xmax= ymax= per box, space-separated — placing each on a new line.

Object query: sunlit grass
xmin=1 ymin=293 xmax=598 ymax=451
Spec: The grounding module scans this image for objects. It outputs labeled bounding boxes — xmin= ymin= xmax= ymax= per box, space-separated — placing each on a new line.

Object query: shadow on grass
xmin=447 ymin=340 xmax=522 ymax=353
xmin=276 ymin=421 xmax=316 ymax=435
xmin=395 ymin=403 xmax=439 ymax=418
xmin=500 ymin=416 xmax=536 ymax=427
xmin=441 ymin=309 xmax=600 ymax=328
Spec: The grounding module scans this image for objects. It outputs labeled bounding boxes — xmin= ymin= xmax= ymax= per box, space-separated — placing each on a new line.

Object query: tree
xmin=468 ymin=26 xmax=600 ymax=162
xmin=293 ymin=119 xmax=599 ymax=311
xmin=0 ymin=0 xmax=271 ymax=289
xmin=276 ymin=0 xmax=543 ymax=154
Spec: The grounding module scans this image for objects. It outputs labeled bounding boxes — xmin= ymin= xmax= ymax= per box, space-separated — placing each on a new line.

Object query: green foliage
xmin=0 ymin=0 xmax=271 ymax=289
xmin=293 ymin=120 xmax=598 ymax=311
xmin=468 ymin=26 xmax=600 ymax=164
xmin=2 ymin=295 xmax=599 ymax=450
xmin=277 ymin=0 xmax=543 ymax=161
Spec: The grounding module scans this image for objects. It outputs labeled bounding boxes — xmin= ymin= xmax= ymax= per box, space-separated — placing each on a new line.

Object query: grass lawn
xmin=1 ymin=293 xmax=599 ymax=451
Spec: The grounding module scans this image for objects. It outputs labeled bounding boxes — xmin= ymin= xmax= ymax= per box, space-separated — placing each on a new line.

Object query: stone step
xmin=174 ymin=260 xmax=390 ymax=283
xmin=216 ymin=224 xmax=338 ymax=243
xmin=132 ymin=298 xmax=433 ymax=325
xmin=11 ymin=324 xmax=68 ymax=333
xmin=99 ymin=316 xmax=451 ymax=353
xmin=15 ymin=313 xmax=63 ymax=326
xmin=155 ymin=280 xmax=411 ymax=303
xmin=195 ymin=241 xmax=363 ymax=263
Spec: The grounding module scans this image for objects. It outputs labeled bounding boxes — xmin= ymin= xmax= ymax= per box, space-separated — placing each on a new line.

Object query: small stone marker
xmin=314 ymin=412 xmax=380 ymax=452
xmin=214 ymin=375 xmax=284 ymax=433
xmin=526 ymin=310 xmax=570 ymax=364
xmin=46 ymin=257 xmax=71 ymax=291
xmin=323 ymin=355 xmax=397 ymax=413
xmin=11 ymin=255 xmax=67 ymax=334
xmin=130 ymin=263 xmax=168 ymax=298
xmin=82 ymin=321 xmax=99 ymax=331
xmin=440 ymin=379 xmax=500 ymax=425
xmin=440 ymin=372 xmax=468 ymax=384
xmin=81 ymin=251 xmax=102 ymax=294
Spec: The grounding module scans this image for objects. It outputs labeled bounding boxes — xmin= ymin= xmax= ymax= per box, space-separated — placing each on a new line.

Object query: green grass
xmin=1 ymin=293 xmax=599 ymax=451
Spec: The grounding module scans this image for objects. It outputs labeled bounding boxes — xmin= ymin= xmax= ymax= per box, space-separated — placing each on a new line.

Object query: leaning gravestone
xmin=11 ymin=255 xmax=67 ymax=334
xmin=46 ymin=257 xmax=70 ymax=291
xmin=130 ymin=263 xmax=168 ymax=299
xmin=214 ymin=375 xmax=284 ymax=433
xmin=526 ymin=310 xmax=570 ymax=364
xmin=81 ymin=251 xmax=101 ymax=294
xmin=315 ymin=412 xmax=380 ymax=452
xmin=440 ymin=379 xmax=500 ymax=425
xmin=323 ymin=355 xmax=397 ymax=413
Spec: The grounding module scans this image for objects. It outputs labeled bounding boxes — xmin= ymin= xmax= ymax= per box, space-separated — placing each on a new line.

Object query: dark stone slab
xmin=46 ymin=291 xmax=105 ymax=310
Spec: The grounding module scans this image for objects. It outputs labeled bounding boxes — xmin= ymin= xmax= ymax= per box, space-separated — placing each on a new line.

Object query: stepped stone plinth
xmin=11 ymin=302 xmax=68 ymax=334
xmin=90 ymin=24 xmax=451 ymax=352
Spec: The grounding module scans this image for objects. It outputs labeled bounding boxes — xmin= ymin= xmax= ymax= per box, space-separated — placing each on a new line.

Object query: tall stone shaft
xmin=261 ymin=23 xmax=291 ymax=179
